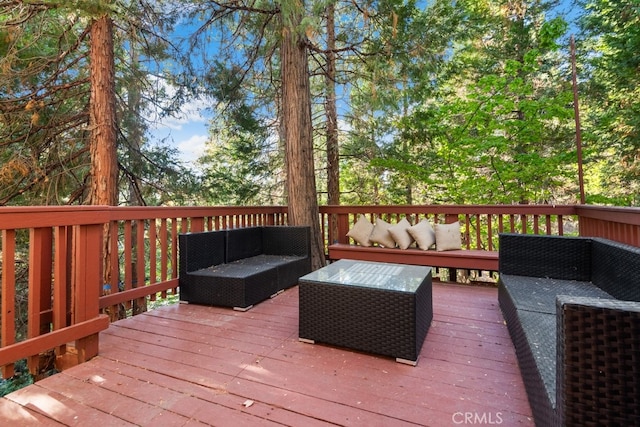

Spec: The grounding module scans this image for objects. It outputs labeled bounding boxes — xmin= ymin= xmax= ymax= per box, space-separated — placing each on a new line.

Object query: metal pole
xmin=571 ymin=35 xmax=586 ymax=204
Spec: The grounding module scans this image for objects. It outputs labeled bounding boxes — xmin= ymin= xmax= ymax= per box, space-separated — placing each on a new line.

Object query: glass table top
xmin=300 ymin=259 xmax=431 ymax=293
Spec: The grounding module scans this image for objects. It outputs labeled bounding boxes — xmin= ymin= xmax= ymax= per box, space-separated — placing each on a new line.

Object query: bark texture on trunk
xmin=281 ymin=13 xmax=325 ymax=270
xmin=88 ymin=15 xmax=118 ymax=206
xmin=88 ymin=16 xmax=118 ymax=294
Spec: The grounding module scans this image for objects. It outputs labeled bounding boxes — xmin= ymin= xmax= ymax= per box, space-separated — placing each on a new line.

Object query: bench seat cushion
xmin=499 ymin=274 xmax=616 ymax=423
xmin=185 ymin=261 xmax=278 ymax=308
xmin=516 ymin=310 xmax=557 ymax=408
xmin=499 ymin=274 xmax=613 ymax=314
xmin=234 ymin=254 xmax=311 ymax=291
xmin=198 ymin=258 xmax=274 ymax=278
xmin=234 ymin=254 xmax=306 ymax=267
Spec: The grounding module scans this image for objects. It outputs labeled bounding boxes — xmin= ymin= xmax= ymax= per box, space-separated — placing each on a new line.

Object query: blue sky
xmin=147 ymin=83 xmax=210 ymax=167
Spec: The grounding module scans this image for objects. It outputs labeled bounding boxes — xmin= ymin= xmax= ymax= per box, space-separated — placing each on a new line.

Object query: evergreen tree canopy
xmin=0 ymin=0 xmax=637 ymax=207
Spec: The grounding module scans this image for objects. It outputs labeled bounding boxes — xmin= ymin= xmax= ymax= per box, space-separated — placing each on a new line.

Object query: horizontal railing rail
xmin=1 ymin=203 xmax=638 ymax=380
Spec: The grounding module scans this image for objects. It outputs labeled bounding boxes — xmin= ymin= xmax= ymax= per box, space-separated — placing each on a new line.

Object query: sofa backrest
xmin=591 ymin=238 xmax=640 ymax=301
xmin=225 ymin=227 xmax=263 ymax=263
xmin=178 ymin=231 xmax=225 ymax=277
xmin=262 ymin=226 xmax=311 ymax=257
xmin=499 ymin=233 xmax=592 ymax=281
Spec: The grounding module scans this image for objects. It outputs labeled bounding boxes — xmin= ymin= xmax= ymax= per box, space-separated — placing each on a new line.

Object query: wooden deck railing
xmin=576 ymin=205 xmax=640 ymax=247
xmin=0 ymin=205 xmax=287 ymax=380
xmin=319 ymin=205 xmax=579 ymax=251
xmin=97 ymin=206 xmax=287 ymax=317
xmin=1 ymin=204 xmax=639 ymax=379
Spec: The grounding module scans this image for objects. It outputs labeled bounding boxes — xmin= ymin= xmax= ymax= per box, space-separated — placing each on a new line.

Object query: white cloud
xmin=143 ymin=76 xmax=213 ymax=165
xmin=150 ymin=96 xmax=210 ymax=132
xmin=176 ymin=133 xmax=208 ymax=164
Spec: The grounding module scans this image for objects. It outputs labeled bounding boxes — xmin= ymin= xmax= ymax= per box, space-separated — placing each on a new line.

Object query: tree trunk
xmin=88 ymin=15 xmax=118 ymax=206
xmin=281 ymin=5 xmax=325 ymax=270
xmin=326 ymin=1 xmax=339 ymax=206
xmin=325 ymin=1 xmax=340 ymax=243
xmin=88 ymin=15 xmax=118 ymax=304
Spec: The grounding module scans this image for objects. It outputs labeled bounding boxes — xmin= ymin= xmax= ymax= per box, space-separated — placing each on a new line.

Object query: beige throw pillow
xmin=408 ymin=219 xmax=436 ymax=250
xmin=388 ymin=217 xmax=414 ymax=249
xmin=346 ymin=214 xmax=374 ymax=246
xmin=370 ymin=218 xmax=396 ymax=248
xmin=435 ymin=222 xmax=462 ymax=251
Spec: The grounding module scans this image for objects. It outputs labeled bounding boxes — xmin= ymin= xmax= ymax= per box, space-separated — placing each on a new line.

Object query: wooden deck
xmin=0 ymin=283 xmax=533 ymax=426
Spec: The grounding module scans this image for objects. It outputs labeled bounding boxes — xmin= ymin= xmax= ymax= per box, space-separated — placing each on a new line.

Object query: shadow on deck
xmin=0 ymin=283 xmax=533 ymax=426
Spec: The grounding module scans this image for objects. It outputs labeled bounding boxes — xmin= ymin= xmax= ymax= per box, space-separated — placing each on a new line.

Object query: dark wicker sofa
xmin=498 ymin=233 xmax=640 ymax=426
xmin=179 ymin=226 xmax=311 ymax=310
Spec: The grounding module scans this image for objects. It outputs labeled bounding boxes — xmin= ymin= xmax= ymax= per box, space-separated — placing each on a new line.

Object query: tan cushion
xmin=346 ymin=214 xmax=374 ymax=246
xmin=435 ymin=222 xmax=462 ymax=251
xmin=388 ymin=217 xmax=414 ymax=250
xmin=408 ymin=219 xmax=436 ymax=250
xmin=370 ymin=218 xmax=396 ymax=248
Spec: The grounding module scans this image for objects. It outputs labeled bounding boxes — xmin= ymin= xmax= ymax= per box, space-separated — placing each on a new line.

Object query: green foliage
xmin=198 ymin=62 xmax=280 ymax=205
xmin=0 ymin=6 xmax=92 ymax=204
xmin=0 ymin=360 xmax=33 ymax=398
xmin=341 ymin=0 xmax=465 ymax=204
xmin=1 ymin=0 xmax=639 ymax=209
xmin=199 ymin=120 xmax=278 ymax=205
xmin=342 ymin=0 xmax=578 ymax=205
xmin=578 ymin=0 xmax=640 ymax=205
xmin=0 ymin=1 xmax=193 ymax=206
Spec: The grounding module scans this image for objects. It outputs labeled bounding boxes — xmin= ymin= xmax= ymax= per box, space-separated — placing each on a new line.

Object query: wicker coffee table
xmin=298 ymin=259 xmax=432 ymax=365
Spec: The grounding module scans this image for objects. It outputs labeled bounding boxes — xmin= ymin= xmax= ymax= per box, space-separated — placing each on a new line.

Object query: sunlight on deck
xmin=1 ymin=283 xmax=533 ymax=426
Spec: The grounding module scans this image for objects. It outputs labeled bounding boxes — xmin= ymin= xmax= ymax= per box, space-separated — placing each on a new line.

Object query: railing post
xmin=27 ymin=227 xmax=53 ymax=374
xmin=334 ymin=212 xmax=350 ymax=244
xmin=73 ymin=223 xmax=103 ymax=363
xmin=1 ymin=230 xmax=16 ymax=378
xmin=444 ymin=213 xmax=460 ymax=280
xmin=444 ymin=213 xmax=458 ymax=224
xmin=53 ymin=226 xmax=71 ymax=361
xmin=190 ymin=217 xmax=205 ymax=232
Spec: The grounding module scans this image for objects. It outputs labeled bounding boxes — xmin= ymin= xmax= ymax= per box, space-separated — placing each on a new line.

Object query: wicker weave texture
xmin=500 ymin=274 xmax=612 ymax=315
xmin=558 ymin=296 xmax=640 ymax=427
xmin=235 ymin=254 xmax=311 ymax=291
xmin=184 ymin=265 xmax=277 ymax=308
xmin=498 ymin=234 xmax=640 ymax=427
xmin=262 ymin=226 xmax=311 ymax=257
xmin=299 ymin=269 xmax=432 ymax=363
xmin=225 ymin=227 xmax=263 ymax=263
xmin=178 ymin=231 xmax=225 ymax=279
xmin=499 ymin=283 xmax=559 ymax=426
xmin=499 ymin=234 xmax=592 ymax=281
xmin=178 ymin=226 xmax=311 ymax=308
xmin=262 ymin=226 xmax=311 ymax=290
xmin=591 ymin=238 xmax=640 ymax=301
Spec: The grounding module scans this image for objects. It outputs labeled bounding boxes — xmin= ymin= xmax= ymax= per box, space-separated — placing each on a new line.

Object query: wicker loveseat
xmin=498 ymin=233 xmax=640 ymax=426
xmin=179 ymin=226 xmax=311 ymax=310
